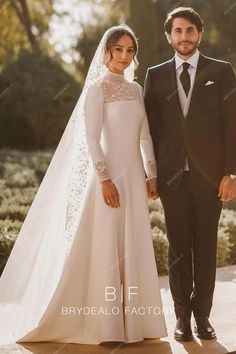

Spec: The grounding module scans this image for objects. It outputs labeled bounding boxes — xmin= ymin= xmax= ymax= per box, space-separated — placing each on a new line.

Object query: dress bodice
xmin=101 ymin=71 xmax=140 ymax=103
xmin=84 ymin=70 xmax=157 ymax=182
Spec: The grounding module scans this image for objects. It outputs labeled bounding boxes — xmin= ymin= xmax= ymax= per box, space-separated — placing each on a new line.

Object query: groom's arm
xmin=220 ymin=62 xmax=236 ymax=176
xmin=218 ymin=62 xmax=236 ymax=201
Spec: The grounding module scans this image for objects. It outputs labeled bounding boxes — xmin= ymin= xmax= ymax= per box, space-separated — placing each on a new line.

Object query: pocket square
xmin=205 ymin=80 xmax=214 ymax=86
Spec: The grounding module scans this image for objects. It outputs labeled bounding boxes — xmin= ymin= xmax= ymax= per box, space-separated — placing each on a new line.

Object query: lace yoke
xmin=101 ymin=71 xmax=139 ymax=103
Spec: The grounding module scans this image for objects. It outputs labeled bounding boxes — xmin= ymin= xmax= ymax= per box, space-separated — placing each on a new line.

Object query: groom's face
xmin=167 ymin=17 xmax=202 ymax=57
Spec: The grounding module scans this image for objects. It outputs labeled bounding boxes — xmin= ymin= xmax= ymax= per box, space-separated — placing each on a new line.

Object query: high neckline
xmin=105 ymin=69 xmax=125 ymax=82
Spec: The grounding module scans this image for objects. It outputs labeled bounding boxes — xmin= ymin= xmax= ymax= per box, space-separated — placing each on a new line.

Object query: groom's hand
xmin=148 ymin=178 xmax=159 ymax=200
xmin=146 ymin=178 xmax=150 ymax=196
xmin=218 ymin=176 xmax=236 ymax=202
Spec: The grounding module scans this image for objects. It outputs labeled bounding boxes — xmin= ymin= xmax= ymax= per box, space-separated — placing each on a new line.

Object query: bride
xmin=0 ymin=24 xmax=167 ymax=345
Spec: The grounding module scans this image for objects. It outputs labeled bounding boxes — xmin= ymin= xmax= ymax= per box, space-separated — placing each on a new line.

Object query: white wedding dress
xmin=0 ymin=71 xmax=167 ymax=345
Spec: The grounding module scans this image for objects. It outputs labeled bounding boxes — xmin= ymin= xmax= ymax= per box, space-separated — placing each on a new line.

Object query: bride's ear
xmin=105 ymin=50 xmax=112 ymax=66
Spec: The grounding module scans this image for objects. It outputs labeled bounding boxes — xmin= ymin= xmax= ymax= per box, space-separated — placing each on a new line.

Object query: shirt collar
xmin=175 ymin=49 xmax=200 ymax=70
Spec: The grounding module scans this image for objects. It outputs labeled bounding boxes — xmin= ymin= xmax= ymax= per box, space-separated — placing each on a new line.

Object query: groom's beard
xmin=173 ymin=41 xmax=199 ymax=57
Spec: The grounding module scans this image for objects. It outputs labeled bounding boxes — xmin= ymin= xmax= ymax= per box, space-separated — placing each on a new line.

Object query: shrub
xmin=152 ymin=227 xmax=169 ymax=275
xmin=219 ymin=209 xmax=236 ymax=265
xmin=216 ymin=227 xmax=231 ymax=267
xmin=0 ymin=219 xmax=22 ymax=275
xmin=0 ymin=50 xmax=80 ymax=149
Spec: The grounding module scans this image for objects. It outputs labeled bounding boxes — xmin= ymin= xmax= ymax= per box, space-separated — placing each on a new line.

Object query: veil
xmin=0 ymin=24 xmax=135 ymax=345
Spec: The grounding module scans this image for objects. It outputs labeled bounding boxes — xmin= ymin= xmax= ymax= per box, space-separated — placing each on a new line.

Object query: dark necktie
xmin=180 ymin=62 xmax=190 ymax=96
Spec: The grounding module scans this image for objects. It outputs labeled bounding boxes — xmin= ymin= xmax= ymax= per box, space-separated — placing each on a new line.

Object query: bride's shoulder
xmin=131 ymin=81 xmax=143 ymax=95
xmin=86 ymin=79 xmax=104 ymax=96
xmin=132 ymin=81 xmax=142 ymax=88
xmin=84 ymin=80 xmax=104 ymax=107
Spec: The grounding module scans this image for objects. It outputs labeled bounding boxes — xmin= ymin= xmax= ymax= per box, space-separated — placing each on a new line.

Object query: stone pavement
xmin=1 ymin=265 xmax=236 ymax=354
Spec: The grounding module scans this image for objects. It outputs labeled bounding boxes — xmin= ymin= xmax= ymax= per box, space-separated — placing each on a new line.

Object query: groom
xmin=144 ymin=7 xmax=236 ymax=341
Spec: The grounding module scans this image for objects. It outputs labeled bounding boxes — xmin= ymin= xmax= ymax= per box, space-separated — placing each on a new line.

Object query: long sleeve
xmin=84 ymin=82 xmax=111 ymax=182
xmin=137 ymin=84 xmax=157 ymax=180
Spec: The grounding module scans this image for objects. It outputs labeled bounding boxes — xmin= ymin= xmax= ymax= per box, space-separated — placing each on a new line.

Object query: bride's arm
xmin=140 ymin=114 xmax=158 ymax=180
xmin=84 ymin=83 xmax=120 ymax=208
xmin=84 ymin=82 xmax=111 ymax=182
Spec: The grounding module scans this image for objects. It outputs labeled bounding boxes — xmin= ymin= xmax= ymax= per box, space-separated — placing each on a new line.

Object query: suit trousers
xmin=160 ymin=172 xmax=222 ymax=319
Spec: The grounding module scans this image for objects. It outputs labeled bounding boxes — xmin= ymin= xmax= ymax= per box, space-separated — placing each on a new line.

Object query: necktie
xmin=180 ymin=62 xmax=190 ymax=96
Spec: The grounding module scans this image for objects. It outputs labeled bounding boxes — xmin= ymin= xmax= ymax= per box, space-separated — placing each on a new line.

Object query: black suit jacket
xmin=144 ymin=53 xmax=236 ymax=196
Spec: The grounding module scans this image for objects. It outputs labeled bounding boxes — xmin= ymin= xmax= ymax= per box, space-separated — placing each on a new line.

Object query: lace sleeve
xmin=84 ymin=83 xmax=111 ymax=182
xmin=137 ymin=84 xmax=157 ymax=180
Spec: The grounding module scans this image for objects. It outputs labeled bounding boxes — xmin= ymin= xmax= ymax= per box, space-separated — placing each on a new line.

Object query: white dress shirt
xmin=175 ymin=49 xmax=200 ymax=87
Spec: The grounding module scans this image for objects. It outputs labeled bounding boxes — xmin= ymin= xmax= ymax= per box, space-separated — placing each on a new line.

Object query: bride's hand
xmin=101 ymin=179 xmax=120 ymax=208
xmin=148 ymin=178 xmax=159 ymax=200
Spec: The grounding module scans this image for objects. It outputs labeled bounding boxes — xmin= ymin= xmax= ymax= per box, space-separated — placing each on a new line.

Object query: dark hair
xmin=164 ymin=7 xmax=204 ymax=34
xmin=105 ymin=24 xmax=139 ymax=67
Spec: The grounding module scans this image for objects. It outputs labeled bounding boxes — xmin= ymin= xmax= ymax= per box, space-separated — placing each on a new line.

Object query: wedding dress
xmin=0 ymin=25 xmax=167 ymax=346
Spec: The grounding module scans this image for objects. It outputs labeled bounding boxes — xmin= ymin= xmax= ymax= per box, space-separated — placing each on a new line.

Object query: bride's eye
xmin=128 ymin=48 xmax=135 ymax=54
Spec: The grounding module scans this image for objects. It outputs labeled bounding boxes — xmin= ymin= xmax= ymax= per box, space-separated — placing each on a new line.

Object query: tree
xmin=127 ymin=0 xmax=236 ymax=84
xmin=74 ymin=0 xmax=129 ymax=82
xmin=0 ymin=50 xmax=81 ymax=149
xmin=0 ymin=0 xmax=54 ymax=69
xmin=9 ymin=0 xmax=40 ymax=51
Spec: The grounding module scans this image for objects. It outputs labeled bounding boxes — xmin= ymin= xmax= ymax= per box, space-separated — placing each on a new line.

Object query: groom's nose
xmin=180 ymin=31 xmax=188 ymax=40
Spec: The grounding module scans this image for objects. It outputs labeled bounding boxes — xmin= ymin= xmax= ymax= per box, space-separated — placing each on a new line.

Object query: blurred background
xmin=0 ymin=0 xmax=236 ymax=274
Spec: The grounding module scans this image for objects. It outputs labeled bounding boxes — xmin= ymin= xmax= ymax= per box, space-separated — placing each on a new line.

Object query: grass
xmin=0 ymin=148 xmax=236 ymax=276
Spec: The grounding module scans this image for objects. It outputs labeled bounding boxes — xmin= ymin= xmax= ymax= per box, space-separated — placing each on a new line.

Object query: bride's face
xmin=107 ymin=35 xmax=135 ymax=74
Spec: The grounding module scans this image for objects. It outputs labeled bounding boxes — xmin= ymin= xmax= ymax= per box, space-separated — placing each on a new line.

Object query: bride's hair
xmin=105 ymin=24 xmax=139 ymax=68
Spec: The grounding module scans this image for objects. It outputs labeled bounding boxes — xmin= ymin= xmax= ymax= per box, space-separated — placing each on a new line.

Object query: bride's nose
xmin=121 ymin=50 xmax=128 ymax=59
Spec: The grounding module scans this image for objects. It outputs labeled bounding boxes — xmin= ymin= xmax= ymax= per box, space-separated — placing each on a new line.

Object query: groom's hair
xmin=164 ymin=7 xmax=204 ymax=34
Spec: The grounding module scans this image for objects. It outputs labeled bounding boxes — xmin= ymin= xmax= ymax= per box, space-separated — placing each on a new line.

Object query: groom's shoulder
xmin=200 ymin=53 xmax=233 ymax=71
xmin=147 ymin=58 xmax=174 ymax=75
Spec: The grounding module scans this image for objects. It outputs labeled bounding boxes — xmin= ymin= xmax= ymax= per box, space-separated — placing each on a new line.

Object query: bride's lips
xmin=119 ymin=61 xmax=129 ymax=65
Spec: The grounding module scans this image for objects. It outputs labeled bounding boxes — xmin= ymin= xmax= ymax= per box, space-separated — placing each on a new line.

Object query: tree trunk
xmin=10 ymin=0 xmax=40 ymax=52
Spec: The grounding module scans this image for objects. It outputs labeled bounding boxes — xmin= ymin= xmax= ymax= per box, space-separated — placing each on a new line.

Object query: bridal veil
xmin=0 ymin=24 xmax=135 ymax=344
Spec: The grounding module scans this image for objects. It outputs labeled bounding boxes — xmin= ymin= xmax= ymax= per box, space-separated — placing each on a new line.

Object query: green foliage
xmin=0 ymin=219 xmax=20 ymax=275
xmin=152 ymin=227 xmax=169 ymax=275
xmin=83 ymin=0 xmax=236 ymax=84
xmin=74 ymin=0 xmax=128 ymax=82
xmin=0 ymin=50 xmax=80 ymax=149
xmin=216 ymin=227 xmax=231 ymax=267
xmin=0 ymin=149 xmax=236 ymax=277
xmin=0 ymin=0 xmax=54 ymax=68
xmin=219 ymin=209 xmax=236 ymax=265
xmin=0 ymin=148 xmax=53 ymax=275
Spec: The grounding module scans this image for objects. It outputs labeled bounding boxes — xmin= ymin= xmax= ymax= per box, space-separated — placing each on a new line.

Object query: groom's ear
xmin=198 ymin=31 xmax=203 ymax=45
xmin=165 ymin=32 xmax=172 ymax=45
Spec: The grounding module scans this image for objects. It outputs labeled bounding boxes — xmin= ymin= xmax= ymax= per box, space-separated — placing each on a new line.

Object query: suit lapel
xmin=165 ymin=53 xmax=210 ymax=120
xmin=185 ymin=53 xmax=209 ymax=119
xmin=166 ymin=57 xmax=185 ymax=120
